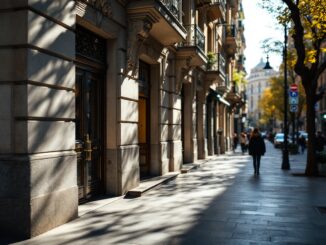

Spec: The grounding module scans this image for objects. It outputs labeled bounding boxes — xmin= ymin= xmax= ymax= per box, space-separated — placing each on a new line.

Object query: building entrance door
xmin=181 ymin=87 xmax=185 ymax=161
xmin=75 ymin=25 xmax=106 ymax=202
xmin=138 ymin=60 xmax=150 ymax=178
xmin=75 ymin=67 xmax=104 ymax=202
xmin=138 ymin=95 xmax=149 ymax=177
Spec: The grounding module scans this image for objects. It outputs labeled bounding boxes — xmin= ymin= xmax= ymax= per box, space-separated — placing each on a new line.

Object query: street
xmin=9 ymin=141 xmax=326 ymax=245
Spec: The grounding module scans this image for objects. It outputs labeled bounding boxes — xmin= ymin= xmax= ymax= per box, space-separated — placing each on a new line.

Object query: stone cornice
xmin=78 ymin=0 xmax=113 ymax=18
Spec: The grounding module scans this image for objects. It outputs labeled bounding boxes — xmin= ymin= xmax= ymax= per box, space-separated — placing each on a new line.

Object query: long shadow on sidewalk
xmin=11 ymin=142 xmax=326 ymax=245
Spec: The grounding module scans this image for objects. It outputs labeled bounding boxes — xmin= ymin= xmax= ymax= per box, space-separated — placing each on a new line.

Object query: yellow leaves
xmin=321 ymin=48 xmax=326 ymax=53
xmin=258 ymin=73 xmax=306 ymax=126
xmin=312 ymin=20 xmax=322 ymax=29
xmin=301 ymin=0 xmax=326 ymax=32
xmin=287 ymin=0 xmax=326 ymax=65
xmin=287 ymin=49 xmax=297 ymax=70
xmin=258 ymin=87 xmax=281 ymax=123
xmin=305 ymin=50 xmax=317 ymax=64
xmin=304 ymin=32 xmax=313 ymax=40
xmin=232 ymin=70 xmax=248 ymax=85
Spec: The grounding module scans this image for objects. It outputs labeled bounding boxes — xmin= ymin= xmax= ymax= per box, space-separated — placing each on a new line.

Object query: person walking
xmin=233 ymin=133 xmax=239 ymax=152
xmin=298 ymin=135 xmax=306 ymax=154
xmin=248 ymin=128 xmax=266 ymax=175
xmin=240 ymin=132 xmax=247 ymax=154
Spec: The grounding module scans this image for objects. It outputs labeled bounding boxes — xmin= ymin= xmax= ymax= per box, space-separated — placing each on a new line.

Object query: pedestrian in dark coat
xmin=298 ymin=135 xmax=306 ymax=154
xmin=248 ymin=128 xmax=266 ymax=175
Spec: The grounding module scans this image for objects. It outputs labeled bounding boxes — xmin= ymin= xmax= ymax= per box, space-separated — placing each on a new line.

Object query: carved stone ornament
xmin=83 ymin=0 xmax=113 ymax=17
xmin=175 ymin=56 xmax=194 ymax=94
xmin=127 ymin=19 xmax=153 ymax=77
xmin=159 ymin=48 xmax=170 ymax=84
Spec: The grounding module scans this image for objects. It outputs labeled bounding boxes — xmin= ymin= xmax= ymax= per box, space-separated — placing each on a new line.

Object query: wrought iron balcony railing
xmin=218 ymin=53 xmax=226 ymax=77
xmin=238 ymin=20 xmax=244 ymax=29
xmin=180 ymin=24 xmax=205 ymax=52
xmin=161 ymin=0 xmax=182 ymax=21
xmin=241 ymin=91 xmax=247 ymax=101
xmin=207 ymin=53 xmax=226 ymax=78
xmin=232 ymin=84 xmax=239 ymax=94
xmin=237 ymin=54 xmax=245 ymax=64
xmin=225 ymin=24 xmax=237 ymax=38
xmin=197 ymin=0 xmax=226 ymax=8
xmin=212 ymin=0 xmax=226 ymax=8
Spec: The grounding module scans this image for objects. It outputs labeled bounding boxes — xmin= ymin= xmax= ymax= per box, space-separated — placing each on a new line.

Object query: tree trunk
xmin=305 ymin=94 xmax=318 ymax=176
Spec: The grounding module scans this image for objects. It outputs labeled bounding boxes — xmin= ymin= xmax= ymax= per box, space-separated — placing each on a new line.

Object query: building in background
xmin=0 ymin=0 xmax=245 ymax=238
xmin=246 ymin=58 xmax=277 ymax=128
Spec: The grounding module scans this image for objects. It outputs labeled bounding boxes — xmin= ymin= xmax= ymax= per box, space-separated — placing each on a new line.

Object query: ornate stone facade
xmin=83 ymin=0 xmax=113 ymax=17
xmin=0 ymin=0 xmax=246 ymax=239
xmin=127 ymin=19 xmax=153 ymax=77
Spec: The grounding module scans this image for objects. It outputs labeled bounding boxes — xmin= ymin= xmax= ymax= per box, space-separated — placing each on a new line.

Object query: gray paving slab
xmin=4 ymin=141 xmax=326 ymax=245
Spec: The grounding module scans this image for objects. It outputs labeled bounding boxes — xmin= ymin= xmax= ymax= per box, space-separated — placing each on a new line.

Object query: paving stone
xmin=8 ymin=141 xmax=326 ymax=245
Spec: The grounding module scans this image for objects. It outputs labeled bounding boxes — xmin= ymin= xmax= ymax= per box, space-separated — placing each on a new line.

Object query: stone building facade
xmin=0 ymin=0 xmax=245 ymax=238
xmin=247 ymin=58 xmax=277 ymax=127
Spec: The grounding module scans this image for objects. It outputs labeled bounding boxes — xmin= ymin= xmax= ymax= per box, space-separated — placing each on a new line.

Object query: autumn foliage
xmin=261 ymin=0 xmax=326 ymax=175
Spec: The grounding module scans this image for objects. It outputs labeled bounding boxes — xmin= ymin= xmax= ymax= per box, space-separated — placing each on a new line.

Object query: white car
xmin=274 ymin=133 xmax=292 ymax=148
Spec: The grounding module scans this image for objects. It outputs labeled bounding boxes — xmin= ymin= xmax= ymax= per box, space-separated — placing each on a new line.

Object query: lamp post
xmin=264 ymin=24 xmax=290 ymax=170
xmin=282 ymin=24 xmax=290 ymax=170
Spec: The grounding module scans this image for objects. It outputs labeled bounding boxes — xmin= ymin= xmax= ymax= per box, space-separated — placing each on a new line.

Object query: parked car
xmin=274 ymin=133 xmax=292 ymax=148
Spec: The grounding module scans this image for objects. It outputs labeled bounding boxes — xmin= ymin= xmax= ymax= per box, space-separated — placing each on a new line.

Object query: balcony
xmin=238 ymin=20 xmax=244 ymax=31
xmin=241 ymin=91 xmax=247 ymax=102
xmin=196 ymin=0 xmax=226 ymax=21
xmin=127 ymin=0 xmax=187 ymax=46
xmin=206 ymin=53 xmax=226 ymax=85
xmin=232 ymin=84 xmax=239 ymax=94
xmin=177 ymin=24 xmax=207 ymax=67
xmin=226 ymin=83 xmax=242 ymax=103
xmin=216 ymin=75 xmax=230 ymax=94
xmin=180 ymin=24 xmax=205 ymax=51
xmin=224 ymin=24 xmax=238 ymax=57
xmin=237 ymin=54 xmax=245 ymax=70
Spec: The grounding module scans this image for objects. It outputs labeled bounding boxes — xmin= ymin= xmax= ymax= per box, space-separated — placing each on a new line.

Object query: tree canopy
xmin=258 ymin=75 xmax=306 ymax=125
xmin=260 ymin=0 xmax=326 ymax=83
xmin=260 ymin=0 xmax=326 ymax=175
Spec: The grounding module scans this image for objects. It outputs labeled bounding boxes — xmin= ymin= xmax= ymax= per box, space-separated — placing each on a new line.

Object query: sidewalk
xmin=7 ymin=141 xmax=326 ymax=245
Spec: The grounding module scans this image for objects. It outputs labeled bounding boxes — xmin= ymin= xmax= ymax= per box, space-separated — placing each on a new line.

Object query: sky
xmin=242 ymin=0 xmax=283 ymax=74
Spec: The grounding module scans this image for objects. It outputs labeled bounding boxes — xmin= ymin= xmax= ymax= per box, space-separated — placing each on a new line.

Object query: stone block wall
xmin=0 ymin=0 xmax=77 ymax=238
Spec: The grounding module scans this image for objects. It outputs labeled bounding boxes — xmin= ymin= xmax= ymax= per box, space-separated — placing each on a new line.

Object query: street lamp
xmin=264 ymin=24 xmax=290 ymax=170
xmin=264 ymin=54 xmax=273 ymax=70
xmin=282 ymin=24 xmax=290 ymax=170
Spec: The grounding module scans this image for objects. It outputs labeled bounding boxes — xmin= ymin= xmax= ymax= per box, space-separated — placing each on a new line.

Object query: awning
xmin=208 ymin=89 xmax=230 ymax=107
xmin=218 ymin=96 xmax=231 ymax=106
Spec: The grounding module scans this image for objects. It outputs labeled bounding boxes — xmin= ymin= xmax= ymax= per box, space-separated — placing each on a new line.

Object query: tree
xmin=261 ymin=0 xmax=326 ymax=176
xmin=259 ymin=76 xmax=306 ymax=130
xmin=232 ymin=69 xmax=248 ymax=89
xmin=258 ymin=88 xmax=275 ymax=126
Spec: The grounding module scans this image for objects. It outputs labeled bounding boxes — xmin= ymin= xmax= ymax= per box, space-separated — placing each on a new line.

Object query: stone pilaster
xmin=0 ymin=0 xmax=77 ymax=238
